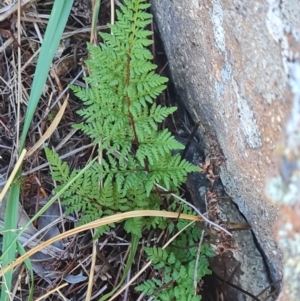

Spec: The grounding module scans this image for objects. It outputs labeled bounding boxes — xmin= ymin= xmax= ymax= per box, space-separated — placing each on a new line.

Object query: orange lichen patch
xmin=277 ymin=289 xmax=291 ymax=301
xmin=274 ymin=204 xmax=300 ymax=239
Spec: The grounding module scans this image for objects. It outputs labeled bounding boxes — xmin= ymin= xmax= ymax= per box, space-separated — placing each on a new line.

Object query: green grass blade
xmin=20 ymin=0 xmax=74 ymax=150
xmin=0 ymin=157 xmax=97 ymax=262
xmin=1 ymin=1 xmax=74 ymax=300
xmin=0 ymin=183 xmax=20 ymax=301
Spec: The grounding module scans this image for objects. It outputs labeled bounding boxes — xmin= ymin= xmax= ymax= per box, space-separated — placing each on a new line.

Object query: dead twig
xmin=194 ymin=230 xmax=205 ymax=295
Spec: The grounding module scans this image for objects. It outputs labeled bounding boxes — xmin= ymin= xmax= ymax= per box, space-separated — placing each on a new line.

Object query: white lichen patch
xmin=211 ymin=0 xmax=225 ymax=53
xmin=287 ymin=63 xmax=300 ymax=153
xmin=266 ymin=2 xmax=284 ymax=44
xmin=191 ymin=0 xmax=200 ymax=9
xmin=265 ymin=176 xmax=284 ymax=203
xmin=232 ymin=80 xmax=262 ymax=148
xmin=266 ymin=0 xmax=300 ymax=75
xmin=280 ymin=0 xmax=300 ymax=40
xmin=211 ymin=1 xmax=233 ymax=103
xmin=188 ymin=0 xmax=200 ymax=19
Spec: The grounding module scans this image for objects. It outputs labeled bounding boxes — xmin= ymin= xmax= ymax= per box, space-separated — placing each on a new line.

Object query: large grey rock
xmin=151 ymin=0 xmax=300 ymax=293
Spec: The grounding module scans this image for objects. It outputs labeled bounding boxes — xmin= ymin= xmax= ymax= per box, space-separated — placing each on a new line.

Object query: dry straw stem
xmin=0 ymin=0 xmax=34 ymax=22
xmin=16 ymin=0 xmax=22 ymax=150
xmin=0 ymin=210 xmax=201 ymax=276
xmin=86 ymin=239 xmax=97 ymax=301
xmin=25 ymin=96 xmax=69 ymax=158
xmin=194 ymin=230 xmax=205 ymax=295
xmin=35 ymin=283 xmax=68 ymax=301
xmin=155 ymin=183 xmax=232 ymax=236
xmin=0 ymin=149 xmax=27 ymax=203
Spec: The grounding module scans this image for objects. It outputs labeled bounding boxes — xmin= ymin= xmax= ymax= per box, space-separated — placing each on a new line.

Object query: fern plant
xmin=45 ymin=0 xmax=213 ymax=299
xmin=135 ymin=207 xmax=215 ymax=301
xmin=136 ymin=242 xmax=214 ymax=301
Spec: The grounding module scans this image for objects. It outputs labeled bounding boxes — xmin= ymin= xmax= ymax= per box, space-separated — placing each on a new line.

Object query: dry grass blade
xmin=91 ymin=0 xmax=102 ymax=43
xmin=155 ymin=183 xmax=232 ymax=236
xmin=0 ymin=211 xmax=201 ymax=277
xmin=86 ymin=237 xmax=97 ymax=301
xmin=25 ymin=96 xmax=69 ymax=158
xmin=35 ymin=283 xmax=68 ymax=301
xmin=0 ymin=149 xmax=26 ymax=203
xmin=0 ymin=0 xmax=34 ymax=22
xmin=194 ymin=230 xmax=205 ymax=295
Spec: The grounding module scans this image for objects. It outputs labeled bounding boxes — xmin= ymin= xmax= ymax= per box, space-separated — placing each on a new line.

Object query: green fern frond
xmin=124 ymin=217 xmax=143 ymax=237
xmin=45 ymin=147 xmax=70 ymax=182
xmin=144 ymin=247 xmax=169 ymax=269
xmin=143 ymin=154 xmax=200 ymax=194
xmin=45 ymin=2 xmax=212 ymax=299
xmin=136 ymin=129 xmax=184 ymax=165
xmin=138 ymin=241 xmax=211 ymax=301
xmin=135 ymin=279 xmax=160 ymax=295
